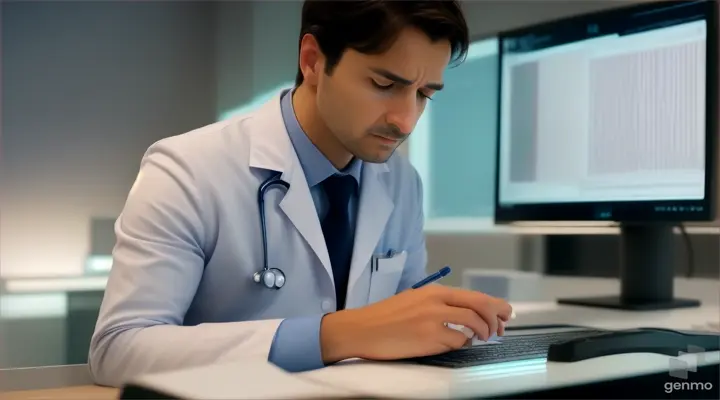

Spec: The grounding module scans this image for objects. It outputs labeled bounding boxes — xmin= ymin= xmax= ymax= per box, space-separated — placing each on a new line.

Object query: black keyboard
xmin=401 ymin=328 xmax=609 ymax=368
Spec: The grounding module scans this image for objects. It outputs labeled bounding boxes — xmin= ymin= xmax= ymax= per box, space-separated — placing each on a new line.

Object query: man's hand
xmin=319 ymin=285 xmax=513 ymax=363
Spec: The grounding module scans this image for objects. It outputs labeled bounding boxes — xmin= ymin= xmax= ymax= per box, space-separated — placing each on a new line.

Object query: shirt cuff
xmin=267 ymin=314 xmax=325 ymax=372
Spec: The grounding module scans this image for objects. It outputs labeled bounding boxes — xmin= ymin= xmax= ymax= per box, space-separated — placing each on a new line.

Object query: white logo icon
xmin=668 ymin=345 xmax=705 ymax=379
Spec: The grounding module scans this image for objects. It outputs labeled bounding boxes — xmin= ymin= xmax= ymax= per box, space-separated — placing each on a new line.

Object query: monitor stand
xmin=556 ymin=223 xmax=701 ymax=311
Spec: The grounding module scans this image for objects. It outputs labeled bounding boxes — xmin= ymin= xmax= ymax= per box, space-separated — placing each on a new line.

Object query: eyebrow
xmin=370 ymin=67 xmax=444 ymax=91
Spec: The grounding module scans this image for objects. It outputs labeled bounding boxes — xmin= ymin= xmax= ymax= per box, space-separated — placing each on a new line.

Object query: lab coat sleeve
xmin=88 ymin=141 xmax=282 ymax=388
xmin=396 ymin=167 xmax=428 ymax=292
xmin=268 ymin=314 xmax=325 ymax=372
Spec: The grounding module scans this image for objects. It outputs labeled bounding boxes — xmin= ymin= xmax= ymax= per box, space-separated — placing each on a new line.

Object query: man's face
xmin=315 ymin=27 xmax=451 ymax=164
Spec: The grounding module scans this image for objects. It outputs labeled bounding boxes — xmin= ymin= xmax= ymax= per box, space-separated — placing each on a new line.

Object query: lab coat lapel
xmin=247 ymin=91 xmax=334 ymax=281
xmin=347 ymin=162 xmax=393 ymax=300
xmin=278 ymin=162 xmax=333 ymax=280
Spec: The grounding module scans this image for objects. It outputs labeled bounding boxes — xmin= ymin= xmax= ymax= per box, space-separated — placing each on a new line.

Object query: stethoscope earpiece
xmin=254 ymin=172 xmax=290 ymax=290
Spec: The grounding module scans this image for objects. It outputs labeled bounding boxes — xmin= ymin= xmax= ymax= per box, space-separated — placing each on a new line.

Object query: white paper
xmin=447 ymin=323 xmax=507 ymax=346
xmin=471 ymin=333 xmax=503 ymax=346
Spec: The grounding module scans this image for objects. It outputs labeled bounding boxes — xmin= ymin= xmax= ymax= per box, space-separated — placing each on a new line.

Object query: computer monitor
xmin=494 ymin=0 xmax=718 ymax=310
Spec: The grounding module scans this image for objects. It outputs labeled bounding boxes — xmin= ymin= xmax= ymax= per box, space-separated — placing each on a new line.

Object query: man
xmin=89 ymin=0 xmax=512 ymax=387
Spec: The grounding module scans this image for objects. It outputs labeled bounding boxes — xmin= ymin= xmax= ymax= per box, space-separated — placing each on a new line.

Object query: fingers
xmin=475 ymin=306 xmax=499 ymax=338
xmin=437 ymin=288 xmax=511 ymax=335
xmin=499 ymin=306 xmax=515 ymax=326
xmin=439 ymin=287 xmax=513 ymax=321
xmin=441 ymin=306 xmax=491 ymax=340
xmin=494 ymin=300 xmax=513 ymax=322
xmin=497 ymin=317 xmax=506 ymax=336
xmin=498 ymin=307 xmax=516 ymax=335
xmin=439 ymin=324 xmax=471 ymax=350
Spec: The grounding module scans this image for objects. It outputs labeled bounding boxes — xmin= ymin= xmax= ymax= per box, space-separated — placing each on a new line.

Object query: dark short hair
xmin=295 ymin=0 xmax=469 ymax=86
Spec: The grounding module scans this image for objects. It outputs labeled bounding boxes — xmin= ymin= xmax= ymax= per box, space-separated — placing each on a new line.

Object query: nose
xmin=385 ymin=94 xmax=419 ymax=135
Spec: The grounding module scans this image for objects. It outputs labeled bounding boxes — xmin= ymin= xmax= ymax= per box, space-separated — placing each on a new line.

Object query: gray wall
xmin=215 ymin=1 xmax=255 ymax=119
xmin=1 ymin=0 xmax=216 ymax=278
xmin=0 ymin=0 xmax=216 ymax=368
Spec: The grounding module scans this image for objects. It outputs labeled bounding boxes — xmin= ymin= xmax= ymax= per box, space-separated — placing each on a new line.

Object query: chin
xmin=356 ymin=149 xmax=396 ymax=164
xmin=361 ymin=156 xmax=391 ymax=164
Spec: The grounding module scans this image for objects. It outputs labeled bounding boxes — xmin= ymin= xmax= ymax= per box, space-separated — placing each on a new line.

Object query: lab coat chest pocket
xmin=368 ymin=251 xmax=407 ymax=304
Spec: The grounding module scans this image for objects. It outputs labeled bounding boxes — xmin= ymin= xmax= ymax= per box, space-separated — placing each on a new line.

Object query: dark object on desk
xmin=402 ymin=325 xmax=720 ymax=368
xmin=120 ymin=384 xmax=178 ymax=399
xmin=66 ymin=290 xmax=105 ymax=364
xmin=402 ymin=325 xmax=608 ymax=368
xmin=547 ymin=327 xmax=720 ymax=362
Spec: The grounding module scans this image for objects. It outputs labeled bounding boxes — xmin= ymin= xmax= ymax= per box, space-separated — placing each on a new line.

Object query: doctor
xmin=89 ymin=0 xmax=512 ymax=387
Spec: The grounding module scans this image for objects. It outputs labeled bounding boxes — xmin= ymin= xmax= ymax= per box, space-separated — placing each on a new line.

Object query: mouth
xmin=372 ymin=134 xmax=400 ymax=145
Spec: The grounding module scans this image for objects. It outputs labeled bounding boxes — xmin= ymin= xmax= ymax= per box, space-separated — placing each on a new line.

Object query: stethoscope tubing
xmin=257 ymin=172 xmax=290 ymax=272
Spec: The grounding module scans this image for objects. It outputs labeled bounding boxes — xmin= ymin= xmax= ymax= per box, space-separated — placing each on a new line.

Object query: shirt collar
xmin=280 ymin=88 xmax=362 ymax=188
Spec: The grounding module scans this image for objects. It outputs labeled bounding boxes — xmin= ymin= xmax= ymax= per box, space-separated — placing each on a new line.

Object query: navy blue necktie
xmin=321 ymin=174 xmax=357 ymax=310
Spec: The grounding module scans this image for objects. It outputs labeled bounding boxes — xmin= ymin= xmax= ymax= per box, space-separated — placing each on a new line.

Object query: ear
xmin=298 ymin=33 xmax=324 ymax=86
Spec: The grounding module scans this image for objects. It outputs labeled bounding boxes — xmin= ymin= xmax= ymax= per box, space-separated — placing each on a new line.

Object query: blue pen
xmin=412 ymin=266 xmax=452 ymax=289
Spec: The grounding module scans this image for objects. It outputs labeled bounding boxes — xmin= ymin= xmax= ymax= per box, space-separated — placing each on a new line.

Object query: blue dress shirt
xmin=267 ymin=89 xmax=363 ymax=372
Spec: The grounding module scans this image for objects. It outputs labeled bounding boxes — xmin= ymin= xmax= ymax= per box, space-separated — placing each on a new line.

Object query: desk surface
xmin=122 ymin=348 xmax=720 ymax=399
xmin=120 ymin=301 xmax=720 ymax=399
xmin=124 ymin=359 xmax=358 ymax=399
xmin=2 ymin=385 xmax=118 ymax=400
xmin=299 ymin=351 xmax=720 ymax=399
xmin=4 ymin=278 xmax=718 ymax=399
xmin=298 ymin=302 xmax=720 ymax=398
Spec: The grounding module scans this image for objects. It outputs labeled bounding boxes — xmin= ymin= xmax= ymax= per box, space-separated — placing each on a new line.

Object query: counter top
xmin=2 ymin=385 xmax=118 ymax=400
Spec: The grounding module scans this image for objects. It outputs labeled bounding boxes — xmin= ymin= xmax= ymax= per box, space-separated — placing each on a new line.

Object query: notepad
xmin=472 ymin=334 xmax=502 ymax=346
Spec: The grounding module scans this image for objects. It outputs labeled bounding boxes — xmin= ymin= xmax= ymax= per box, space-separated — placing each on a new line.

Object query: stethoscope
xmin=253 ymin=172 xmax=290 ymax=289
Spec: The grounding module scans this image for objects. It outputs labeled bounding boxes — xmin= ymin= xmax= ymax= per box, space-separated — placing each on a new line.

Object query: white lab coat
xmin=88 ymin=91 xmax=428 ymax=387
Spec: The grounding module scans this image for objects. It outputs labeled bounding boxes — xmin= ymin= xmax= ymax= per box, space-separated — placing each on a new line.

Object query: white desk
xmin=296 ymin=352 xmax=719 ymax=399
xmin=121 ymin=300 xmax=720 ymax=399
xmin=295 ymin=302 xmax=720 ymax=398
xmin=121 ymin=360 xmax=357 ymax=399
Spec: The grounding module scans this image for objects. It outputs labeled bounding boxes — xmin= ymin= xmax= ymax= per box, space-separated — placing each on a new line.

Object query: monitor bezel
xmin=493 ymin=0 xmax=719 ymax=223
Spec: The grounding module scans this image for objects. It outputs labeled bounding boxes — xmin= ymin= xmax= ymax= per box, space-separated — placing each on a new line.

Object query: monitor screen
xmin=495 ymin=0 xmax=717 ymax=222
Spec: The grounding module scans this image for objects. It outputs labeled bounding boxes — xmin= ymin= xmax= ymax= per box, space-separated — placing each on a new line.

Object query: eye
xmin=418 ymin=91 xmax=433 ymax=101
xmin=418 ymin=91 xmax=432 ymax=101
xmin=371 ymin=79 xmax=394 ymax=90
